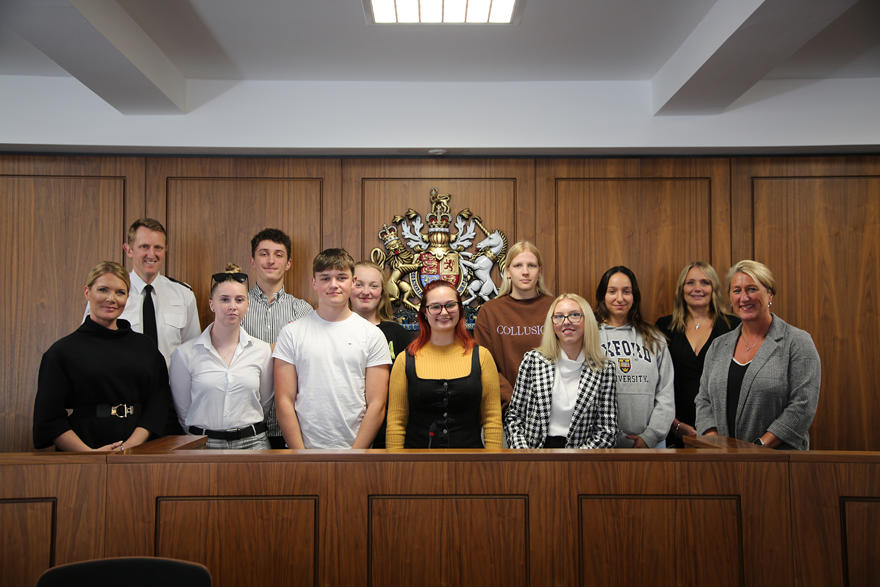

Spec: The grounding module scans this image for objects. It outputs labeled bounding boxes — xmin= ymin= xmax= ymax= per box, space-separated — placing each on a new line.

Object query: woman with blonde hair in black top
xmin=34 ymin=261 xmax=170 ymax=451
xmin=656 ymin=261 xmax=738 ymax=446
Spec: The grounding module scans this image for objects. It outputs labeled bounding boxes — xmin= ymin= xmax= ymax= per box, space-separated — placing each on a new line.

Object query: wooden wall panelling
xmin=105 ymin=454 xmax=329 ymax=586
xmin=0 ymin=454 xmax=107 ymax=586
xmin=731 ymin=156 xmax=880 ymax=451
xmin=341 ymin=159 xmax=536 ymax=291
xmin=568 ymin=453 xmax=792 ymax=587
xmin=536 ymin=158 xmax=731 ymax=321
xmin=332 ymin=453 xmax=554 ymax=587
xmin=145 ymin=158 xmax=342 ymax=326
xmin=789 ymin=454 xmax=880 ymax=587
xmin=0 ymin=155 xmax=145 ymax=452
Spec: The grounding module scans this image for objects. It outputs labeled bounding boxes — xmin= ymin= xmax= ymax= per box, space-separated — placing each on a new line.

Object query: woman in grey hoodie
xmin=595 ymin=266 xmax=674 ymax=448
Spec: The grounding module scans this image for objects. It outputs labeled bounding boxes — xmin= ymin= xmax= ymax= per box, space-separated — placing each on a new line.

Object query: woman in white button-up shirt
xmin=170 ymin=264 xmax=273 ymax=449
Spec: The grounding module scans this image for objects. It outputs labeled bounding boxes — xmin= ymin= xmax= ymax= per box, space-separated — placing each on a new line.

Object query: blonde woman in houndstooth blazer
xmin=505 ymin=294 xmax=618 ymax=449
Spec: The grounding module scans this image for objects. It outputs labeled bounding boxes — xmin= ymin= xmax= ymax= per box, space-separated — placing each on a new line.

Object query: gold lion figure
xmin=371 ymin=224 xmax=422 ymax=312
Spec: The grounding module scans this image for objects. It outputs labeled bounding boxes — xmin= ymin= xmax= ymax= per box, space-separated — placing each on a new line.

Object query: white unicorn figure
xmin=460 ymin=230 xmax=507 ymax=306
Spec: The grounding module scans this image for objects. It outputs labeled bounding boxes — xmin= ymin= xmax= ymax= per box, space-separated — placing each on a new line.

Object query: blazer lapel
xmin=736 ymin=317 xmax=782 ymax=426
xmin=569 ymin=365 xmax=599 ymax=433
xmin=533 ymin=357 xmax=555 ymax=442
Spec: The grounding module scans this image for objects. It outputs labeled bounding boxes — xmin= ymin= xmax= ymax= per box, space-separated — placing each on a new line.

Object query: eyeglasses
xmin=211 ymin=272 xmax=249 ymax=289
xmin=425 ymin=301 xmax=460 ymax=315
xmin=551 ymin=312 xmax=584 ymax=325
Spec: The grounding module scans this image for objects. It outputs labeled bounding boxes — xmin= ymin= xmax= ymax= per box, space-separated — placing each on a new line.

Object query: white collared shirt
xmin=84 ymin=271 xmax=201 ymax=367
xmin=169 ymin=325 xmax=274 ymax=431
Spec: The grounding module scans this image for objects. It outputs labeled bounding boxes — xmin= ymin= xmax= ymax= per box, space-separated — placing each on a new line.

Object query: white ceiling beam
xmin=652 ymin=0 xmax=859 ymax=115
xmin=8 ymin=0 xmax=186 ymax=114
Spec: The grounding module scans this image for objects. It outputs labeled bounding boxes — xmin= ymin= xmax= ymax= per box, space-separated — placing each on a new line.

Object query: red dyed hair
xmin=407 ymin=279 xmax=475 ymax=356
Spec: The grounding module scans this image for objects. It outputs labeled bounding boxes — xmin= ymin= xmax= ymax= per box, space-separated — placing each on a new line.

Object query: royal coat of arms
xmin=371 ymin=188 xmax=508 ymax=315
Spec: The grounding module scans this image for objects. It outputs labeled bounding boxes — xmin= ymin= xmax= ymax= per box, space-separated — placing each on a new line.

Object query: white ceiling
xmin=1 ymin=0 xmax=878 ymax=154
xmin=4 ymin=1 xmax=879 ymax=83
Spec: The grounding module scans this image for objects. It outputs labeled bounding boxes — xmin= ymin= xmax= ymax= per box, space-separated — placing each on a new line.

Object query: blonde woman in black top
xmin=655 ymin=262 xmax=738 ymax=446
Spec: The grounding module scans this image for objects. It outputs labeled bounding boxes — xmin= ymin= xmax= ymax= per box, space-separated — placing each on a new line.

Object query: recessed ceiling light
xmin=366 ymin=0 xmax=518 ymax=24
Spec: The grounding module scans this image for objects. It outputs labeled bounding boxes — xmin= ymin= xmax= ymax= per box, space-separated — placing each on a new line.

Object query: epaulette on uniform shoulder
xmin=166 ymin=276 xmax=193 ymax=291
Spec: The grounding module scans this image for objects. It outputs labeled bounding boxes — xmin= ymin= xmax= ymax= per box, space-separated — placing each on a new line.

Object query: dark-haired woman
xmin=170 ymin=265 xmax=273 ymax=449
xmin=386 ymin=280 xmax=502 ymax=449
xmin=596 ymin=266 xmax=674 ymax=448
xmin=656 ymin=262 xmax=739 ymax=447
xmin=33 ymin=261 xmax=171 ymax=451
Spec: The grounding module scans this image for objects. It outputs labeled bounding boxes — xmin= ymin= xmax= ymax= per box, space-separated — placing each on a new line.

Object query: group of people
xmin=32 ymin=219 xmax=821 ymax=453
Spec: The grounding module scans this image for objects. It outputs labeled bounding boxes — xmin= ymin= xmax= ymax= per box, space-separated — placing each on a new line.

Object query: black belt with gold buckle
xmin=94 ymin=403 xmax=138 ymax=418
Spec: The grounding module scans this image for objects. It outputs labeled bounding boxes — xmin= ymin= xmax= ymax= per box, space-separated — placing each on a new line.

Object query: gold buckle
xmin=109 ymin=404 xmax=133 ymax=418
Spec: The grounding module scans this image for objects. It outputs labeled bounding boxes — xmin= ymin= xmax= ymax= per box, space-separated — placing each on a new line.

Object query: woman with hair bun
xmin=656 ymin=262 xmax=739 ymax=447
xmin=170 ymin=264 xmax=273 ymax=449
xmin=33 ymin=261 xmax=171 ymax=451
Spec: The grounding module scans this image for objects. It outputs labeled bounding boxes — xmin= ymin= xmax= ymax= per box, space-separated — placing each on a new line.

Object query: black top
xmin=371 ymin=321 xmax=414 ymax=449
xmin=656 ymin=314 xmax=739 ymax=431
xmin=726 ymin=359 xmax=749 ymax=437
xmin=403 ymin=345 xmax=484 ymax=449
xmin=33 ymin=317 xmax=171 ymax=449
xmin=377 ymin=320 xmax=414 ymax=362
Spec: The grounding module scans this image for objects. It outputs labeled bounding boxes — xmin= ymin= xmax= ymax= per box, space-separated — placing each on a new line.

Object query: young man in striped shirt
xmin=242 ymin=228 xmax=313 ymax=448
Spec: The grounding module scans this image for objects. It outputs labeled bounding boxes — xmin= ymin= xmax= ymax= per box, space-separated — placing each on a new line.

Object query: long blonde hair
xmin=669 ymin=261 xmax=732 ymax=332
xmin=497 ymin=240 xmax=552 ymax=298
xmin=535 ymin=294 xmax=607 ymax=370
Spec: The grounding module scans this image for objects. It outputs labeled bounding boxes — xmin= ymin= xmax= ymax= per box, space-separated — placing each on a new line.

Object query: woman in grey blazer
xmin=695 ymin=260 xmax=820 ymax=449
xmin=505 ymin=293 xmax=618 ymax=449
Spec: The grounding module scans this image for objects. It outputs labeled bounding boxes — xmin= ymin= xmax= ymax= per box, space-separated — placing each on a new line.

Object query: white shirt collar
xmin=129 ymin=270 xmax=162 ymax=294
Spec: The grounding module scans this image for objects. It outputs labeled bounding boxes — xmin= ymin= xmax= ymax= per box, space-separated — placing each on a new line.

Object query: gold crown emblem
xmin=378 ymin=223 xmax=399 ymax=244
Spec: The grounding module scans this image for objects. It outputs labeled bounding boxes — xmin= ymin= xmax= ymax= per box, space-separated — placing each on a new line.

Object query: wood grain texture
xmin=732 ymin=156 xmax=880 ymax=450
xmin=105 ymin=459 xmax=329 ymax=585
xmin=0 ymin=458 xmax=106 ymax=584
xmin=789 ymin=456 xmax=880 ymax=587
xmin=369 ymin=496 xmax=527 ymax=587
xmin=145 ymin=158 xmax=341 ymax=326
xmin=7 ymin=449 xmax=880 ymax=587
xmin=843 ymin=499 xmax=880 ymax=586
xmin=342 ymin=158 xmax=536 ymax=285
xmin=536 ymin=158 xmax=730 ymax=320
xmin=0 ymin=499 xmax=54 ymax=587
xmin=156 ymin=496 xmax=317 ymax=587
xmin=580 ymin=497 xmax=741 ymax=587
xmin=566 ymin=458 xmax=792 ymax=586
xmin=0 ymin=155 xmax=144 ymax=452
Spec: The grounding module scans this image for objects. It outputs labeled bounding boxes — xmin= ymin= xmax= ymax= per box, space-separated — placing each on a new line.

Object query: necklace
xmin=743 ymin=336 xmax=762 ymax=352
xmin=694 ymin=320 xmax=701 ymax=330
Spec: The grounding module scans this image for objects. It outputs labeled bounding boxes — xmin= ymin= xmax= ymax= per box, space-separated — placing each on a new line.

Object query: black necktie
xmin=142 ymin=284 xmax=158 ymax=345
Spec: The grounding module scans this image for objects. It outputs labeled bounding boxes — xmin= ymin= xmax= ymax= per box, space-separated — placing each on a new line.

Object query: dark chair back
xmin=36 ymin=556 xmax=211 ymax=587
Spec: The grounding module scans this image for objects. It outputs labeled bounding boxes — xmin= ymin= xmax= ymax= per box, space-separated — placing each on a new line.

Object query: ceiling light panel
xmin=367 ymin=0 xmax=516 ymax=24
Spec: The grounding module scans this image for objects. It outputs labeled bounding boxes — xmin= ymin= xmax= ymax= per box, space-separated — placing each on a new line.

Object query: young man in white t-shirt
xmin=273 ymin=248 xmax=392 ymax=448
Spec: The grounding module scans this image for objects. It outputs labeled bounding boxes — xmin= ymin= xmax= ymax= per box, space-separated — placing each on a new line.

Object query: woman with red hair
xmin=385 ymin=280 xmax=502 ymax=448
